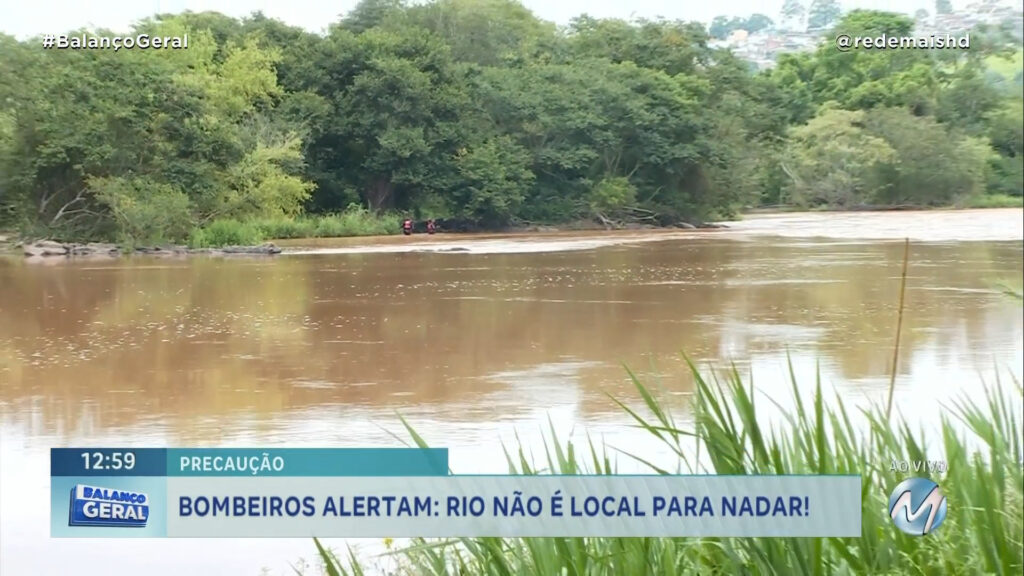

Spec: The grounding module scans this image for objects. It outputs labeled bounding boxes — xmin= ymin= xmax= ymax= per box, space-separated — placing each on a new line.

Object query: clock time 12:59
xmin=81 ymin=451 xmax=136 ymax=470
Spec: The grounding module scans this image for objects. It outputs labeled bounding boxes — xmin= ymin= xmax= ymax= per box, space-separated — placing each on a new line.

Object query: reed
xmin=307 ymin=360 xmax=1023 ymax=576
xmin=886 ymin=238 xmax=910 ymax=420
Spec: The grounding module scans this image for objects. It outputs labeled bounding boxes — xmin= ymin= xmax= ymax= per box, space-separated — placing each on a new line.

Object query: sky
xmin=1 ymin=0 xmax=965 ymax=40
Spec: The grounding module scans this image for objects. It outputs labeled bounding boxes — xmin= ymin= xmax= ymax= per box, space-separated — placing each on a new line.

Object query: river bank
xmin=3 ymin=220 xmax=725 ymax=261
xmin=744 ymin=194 xmax=1023 ymax=214
xmin=6 ymin=205 xmax=1022 ymax=261
xmin=16 ymin=239 xmax=283 ymax=260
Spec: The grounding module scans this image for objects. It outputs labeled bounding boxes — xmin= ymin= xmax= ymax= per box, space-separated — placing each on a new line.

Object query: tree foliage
xmin=807 ymin=0 xmax=841 ymax=30
xmin=0 ymin=7 xmax=1020 ymax=242
xmin=782 ymin=108 xmax=896 ymax=207
xmin=709 ymin=14 xmax=775 ymax=39
xmin=781 ymin=0 xmax=806 ymax=29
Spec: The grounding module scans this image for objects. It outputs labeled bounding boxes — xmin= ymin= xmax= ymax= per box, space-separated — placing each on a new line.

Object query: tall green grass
xmin=188 ymin=206 xmax=401 ymax=247
xmin=960 ymin=194 xmax=1024 ymax=209
xmin=253 ymin=206 xmax=401 ymax=240
xmin=188 ymin=219 xmax=264 ymax=248
xmin=310 ymin=360 xmax=1023 ymax=576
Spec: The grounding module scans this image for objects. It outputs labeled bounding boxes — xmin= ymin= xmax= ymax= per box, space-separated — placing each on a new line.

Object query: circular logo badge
xmin=888 ymin=477 xmax=947 ymax=535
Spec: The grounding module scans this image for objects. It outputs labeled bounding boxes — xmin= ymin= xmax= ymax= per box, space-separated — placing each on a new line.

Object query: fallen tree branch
xmin=595 ymin=212 xmax=619 ymax=229
xmin=51 ymin=189 xmax=88 ymax=225
xmin=624 ymin=206 xmax=657 ymax=215
xmin=38 ymin=189 xmax=55 ymax=215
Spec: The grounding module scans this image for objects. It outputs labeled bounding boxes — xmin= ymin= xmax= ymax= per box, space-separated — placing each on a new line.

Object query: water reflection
xmin=1 ymin=238 xmax=1022 ymax=440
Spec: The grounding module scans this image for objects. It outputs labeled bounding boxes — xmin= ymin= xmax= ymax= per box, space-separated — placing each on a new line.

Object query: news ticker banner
xmin=51 ymin=448 xmax=862 ymax=538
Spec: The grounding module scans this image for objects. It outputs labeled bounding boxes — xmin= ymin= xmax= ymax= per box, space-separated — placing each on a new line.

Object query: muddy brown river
xmin=1 ymin=209 xmax=1022 ymax=575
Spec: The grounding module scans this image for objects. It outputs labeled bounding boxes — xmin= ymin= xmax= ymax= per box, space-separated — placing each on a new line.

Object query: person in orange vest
xmin=402 ymin=218 xmax=413 ymax=235
xmin=426 ymin=219 xmax=436 ymax=235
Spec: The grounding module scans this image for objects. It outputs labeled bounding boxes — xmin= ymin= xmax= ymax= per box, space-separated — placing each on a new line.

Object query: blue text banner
xmin=165 ymin=475 xmax=861 ymax=538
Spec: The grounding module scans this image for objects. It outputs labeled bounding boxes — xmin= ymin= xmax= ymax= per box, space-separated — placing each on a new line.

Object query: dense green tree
xmin=341 ymin=0 xmax=409 ymax=33
xmin=305 ymin=26 xmax=476 ymax=212
xmin=984 ymin=98 xmax=1024 ymax=196
xmin=405 ymin=0 xmax=559 ymax=66
xmin=451 ymin=136 xmax=534 ymax=223
xmin=0 ymin=18 xmax=312 ymax=242
xmin=773 ymin=12 xmax=938 ymax=114
xmin=567 ymin=17 xmax=710 ymax=76
xmin=780 ymin=0 xmax=806 ymax=29
xmin=1 ymin=5 xmax=1020 ymax=242
xmin=709 ymin=15 xmax=773 ymax=38
xmin=782 ymin=108 xmax=896 ymax=207
xmin=937 ymin=64 xmax=1007 ymax=135
xmin=471 ymin=59 xmax=711 ymax=221
xmin=864 ymin=108 xmax=991 ymax=205
xmin=148 ymin=10 xmax=242 ymax=56
xmin=709 ymin=16 xmax=741 ymax=40
xmin=783 ymin=106 xmax=994 ymax=207
xmin=746 ymin=14 xmax=775 ymax=33
xmin=807 ymin=0 xmax=841 ymax=30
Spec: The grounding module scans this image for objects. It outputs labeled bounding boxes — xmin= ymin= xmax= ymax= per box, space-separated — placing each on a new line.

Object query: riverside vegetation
xmin=309 ymin=361 xmax=1024 ymax=576
xmin=1 ymin=3 xmax=1023 ymax=247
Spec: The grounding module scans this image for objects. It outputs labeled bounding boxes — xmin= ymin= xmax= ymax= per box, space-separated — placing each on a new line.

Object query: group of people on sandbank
xmin=402 ymin=218 xmax=437 ymax=236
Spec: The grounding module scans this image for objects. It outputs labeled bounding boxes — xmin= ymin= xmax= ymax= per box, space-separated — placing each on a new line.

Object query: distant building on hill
xmin=727 ymin=29 xmax=750 ymax=45
xmin=713 ymin=0 xmax=1023 ymax=69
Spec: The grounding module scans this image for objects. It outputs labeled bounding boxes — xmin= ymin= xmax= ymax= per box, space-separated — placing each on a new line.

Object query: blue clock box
xmin=69 ymin=484 xmax=150 ymax=527
xmin=51 ymin=448 xmax=166 ymax=476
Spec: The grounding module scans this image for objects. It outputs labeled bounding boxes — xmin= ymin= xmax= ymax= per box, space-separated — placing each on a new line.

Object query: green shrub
xmin=588 ymin=176 xmax=638 ymax=217
xmin=92 ymin=176 xmax=193 ymax=245
xmin=206 ymin=206 xmax=400 ymax=242
xmin=961 ymin=193 xmax=1024 ymax=209
xmin=311 ymin=206 xmax=398 ymax=237
xmin=252 ymin=216 xmax=317 ymax=239
xmin=188 ymin=219 xmax=264 ymax=248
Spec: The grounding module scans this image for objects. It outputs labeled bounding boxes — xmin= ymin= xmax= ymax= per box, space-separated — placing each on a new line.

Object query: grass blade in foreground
xmin=312 ymin=363 xmax=1023 ymax=576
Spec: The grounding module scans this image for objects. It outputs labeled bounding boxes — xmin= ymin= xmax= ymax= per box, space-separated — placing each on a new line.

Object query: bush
xmin=961 ymin=193 xmax=1024 ymax=209
xmin=588 ymin=176 xmax=638 ymax=217
xmin=188 ymin=206 xmax=400 ymax=246
xmin=188 ymin=219 xmax=264 ymax=248
xmin=92 ymin=176 xmax=193 ymax=245
xmin=252 ymin=216 xmax=317 ymax=239
xmin=312 ymin=206 xmax=397 ymax=237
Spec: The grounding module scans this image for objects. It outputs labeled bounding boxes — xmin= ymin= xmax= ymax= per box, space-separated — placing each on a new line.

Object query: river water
xmin=1 ymin=209 xmax=1022 ymax=575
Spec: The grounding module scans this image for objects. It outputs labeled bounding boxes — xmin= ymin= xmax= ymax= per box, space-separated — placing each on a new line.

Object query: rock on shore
xmin=22 ymin=240 xmax=282 ymax=258
xmin=215 ymin=243 xmax=282 ymax=255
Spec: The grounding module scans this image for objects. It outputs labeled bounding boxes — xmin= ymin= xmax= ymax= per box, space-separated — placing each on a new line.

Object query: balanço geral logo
xmin=888 ymin=477 xmax=947 ymax=536
xmin=69 ymin=484 xmax=149 ymax=528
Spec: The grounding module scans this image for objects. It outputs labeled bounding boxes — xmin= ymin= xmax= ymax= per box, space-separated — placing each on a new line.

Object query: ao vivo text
xmin=890 ymin=459 xmax=948 ymax=473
